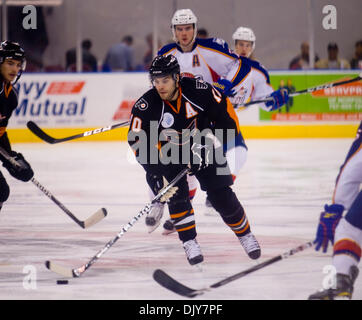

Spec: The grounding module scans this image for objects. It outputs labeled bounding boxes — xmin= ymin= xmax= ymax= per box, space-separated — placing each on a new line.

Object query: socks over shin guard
xmin=207 ymin=187 xmax=251 ymax=237
xmin=168 ymin=199 xmax=197 ymax=242
xmin=223 ymin=207 xmax=250 ymax=237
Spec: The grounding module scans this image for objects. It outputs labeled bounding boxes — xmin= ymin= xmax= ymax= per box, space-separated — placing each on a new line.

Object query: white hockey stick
xmin=45 ymin=168 xmax=189 ymax=277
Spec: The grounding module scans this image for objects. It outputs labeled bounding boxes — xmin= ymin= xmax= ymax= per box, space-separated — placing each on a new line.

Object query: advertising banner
xmin=8 ymin=72 xmax=150 ymax=129
xmin=261 ymin=71 xmax=362 ymax=121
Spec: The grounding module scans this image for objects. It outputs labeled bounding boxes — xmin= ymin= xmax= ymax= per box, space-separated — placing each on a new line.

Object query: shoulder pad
xmin=158 ymin=43 xmax=178 ymax=56
xmin=246 ymin=58 xmax=270 ymax=84
xmin=181 ymin=77 xmax=210 ymax=90
xmin=133 ymin=89 xmax=159 ymax=112
xmin=196 ymin=38 xmax=237 ymax=58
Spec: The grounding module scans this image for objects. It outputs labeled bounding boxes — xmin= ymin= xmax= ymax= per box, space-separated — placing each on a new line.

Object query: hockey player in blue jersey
xmin=145 ymin=9 xmax=289 ymax=234
xmin=309 ymin=122 xmax=361 ymax=299
xmin=232 ymin=26 xmax=276 ymax=106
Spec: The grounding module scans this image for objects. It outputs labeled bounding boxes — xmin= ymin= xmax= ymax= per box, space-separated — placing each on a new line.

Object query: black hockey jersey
xmin=128 ymin=77 xmax=240 ymax=174
xmin=0 ymin=80 xmax=18 ymax=152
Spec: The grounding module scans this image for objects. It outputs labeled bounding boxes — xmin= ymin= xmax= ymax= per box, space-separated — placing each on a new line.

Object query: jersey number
xmin=131 ymin=116 xmax=142 ymax=132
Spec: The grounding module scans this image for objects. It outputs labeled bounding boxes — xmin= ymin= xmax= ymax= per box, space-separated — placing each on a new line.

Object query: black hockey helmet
xmin=149 ymin=55 xmax=180 ymax=82
xmin=0 ymin=40 xmax=26 ymax=83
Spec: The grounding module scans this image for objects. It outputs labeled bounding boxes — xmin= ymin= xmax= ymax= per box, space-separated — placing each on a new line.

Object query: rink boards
xmin=6 ymin=70 xmax=362 ymax=143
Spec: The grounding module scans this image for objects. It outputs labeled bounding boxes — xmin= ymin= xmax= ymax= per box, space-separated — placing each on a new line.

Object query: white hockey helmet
xmin=232 ymin=27 xmax=256 ymax=54
xmin=171 ymin=9 xmax=198 ymax=44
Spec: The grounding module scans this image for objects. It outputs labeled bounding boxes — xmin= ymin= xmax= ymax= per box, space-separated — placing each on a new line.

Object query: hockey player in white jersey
xmin=232 ymin=26 xmax=276 ymax=108
xmin=145 ymin=9 xmax=289 ymax=233
xmin=309 ymin=122 xmax=362 ymax=299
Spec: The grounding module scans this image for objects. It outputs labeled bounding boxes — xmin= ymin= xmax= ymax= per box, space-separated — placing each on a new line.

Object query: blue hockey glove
xmin=213 ymin=78 xmax=236 ymax=97
xmin=313 ymin=204 xmax=344 ymax=253
xmin=265 ymin=88 xmax=289 ymax=111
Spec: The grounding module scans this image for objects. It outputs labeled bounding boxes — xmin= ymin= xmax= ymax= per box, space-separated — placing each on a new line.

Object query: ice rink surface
xmin=1 ymin=137 xmax=361 ymax=302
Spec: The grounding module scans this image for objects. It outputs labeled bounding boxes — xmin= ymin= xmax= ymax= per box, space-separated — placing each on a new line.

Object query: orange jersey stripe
xmin=176 ymin=224 xmax=196 ymax=232
xmin=226 ymin=98 xmax=240 ymax=134
xmin=0 ymin=127 xmax=6 ymax=138
xmin=4 ymin=83 xmax=13 ymax=98
xmin=170 ymin=208 xmax=194 ymax=219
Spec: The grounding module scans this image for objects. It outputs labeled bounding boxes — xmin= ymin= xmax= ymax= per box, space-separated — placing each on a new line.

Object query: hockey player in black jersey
xmin=128 ymin=55 xmax=260 ymax=265
xmin=0 ymin=41 xmax=34 ymax=212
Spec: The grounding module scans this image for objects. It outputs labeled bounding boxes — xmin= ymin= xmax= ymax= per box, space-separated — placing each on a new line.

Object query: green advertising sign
xmin=261 ymin=71 xmax=362 ymax=121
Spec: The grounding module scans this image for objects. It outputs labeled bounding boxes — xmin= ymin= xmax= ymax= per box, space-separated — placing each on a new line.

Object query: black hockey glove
xmin=1 ymin=151 xmax=34 ymax=182
xmin=146 ymin=172 xmax=165 ymax=197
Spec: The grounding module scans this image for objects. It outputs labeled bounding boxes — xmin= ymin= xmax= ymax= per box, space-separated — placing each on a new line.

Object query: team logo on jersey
xmin=135 ymin=98 xmax=148 ymax=111
xmin=212 ymin=37 xmax=227 ymax=48
xmin=161 ymin=112 xmax=174 ymax=128
xmin=160 ymin=118 xmax=197 ymax=145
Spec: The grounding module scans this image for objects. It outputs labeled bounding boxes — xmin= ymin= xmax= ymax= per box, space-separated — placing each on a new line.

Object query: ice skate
xmin=238 ymin=232 xmax=261 ymax=260
xmin=308 ymin=265 xmax=359 ymax=300
xmin=162 ymin=219 xmax=177 ymax=235
xmin=145 ymin=202 xmax=165 ymax=233
xmin=183 ymin=239 xmax=204 ymax=265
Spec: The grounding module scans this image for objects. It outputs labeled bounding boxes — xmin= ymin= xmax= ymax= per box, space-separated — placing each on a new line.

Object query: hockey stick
xmin=45 ymin=167 xmax=189 ymax=278
xmin=239 ymin=73 xmax=362 ymax=108
xmin=27 ymin=120 xmax=130 ymax=144
xmin=153 ymin=241 xmax=313 ymax=298
xmin=31 ymin=177 xmax=107 ymax=229
xmin=0 ymin=146 xmax=107 ymax=229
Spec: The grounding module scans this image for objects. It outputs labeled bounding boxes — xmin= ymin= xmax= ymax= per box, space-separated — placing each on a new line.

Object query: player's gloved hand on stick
xmin=313 ymin=204 xmax=344 ymax=253
xmin=1 ymin=151 xmax=34 ymax=182
xmin=146 ymin=172 xmax=178 ymax=203
xmin=146 ymin=172 xmax=164 ymax=197
xmin=213 ymin=78 xmax=236 ymax=97
xmin=265 ymin=88 xmax=289 ymax=111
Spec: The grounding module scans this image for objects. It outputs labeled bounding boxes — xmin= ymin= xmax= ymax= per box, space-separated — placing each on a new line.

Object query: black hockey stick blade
xmin=27 ymin=121 xmax=59 ymax=144
xmin=27 ymin=120 xmax=129 ymax=144
xmin=154 ymin=242 xmax=313 ymax=298
xmin=153 ymin=269 xmax=205 ymax=298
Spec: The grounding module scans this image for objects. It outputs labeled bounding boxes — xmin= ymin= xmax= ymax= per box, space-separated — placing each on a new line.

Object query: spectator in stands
xmin=142 ymin=33 xmax=162 ymax=70
xmin=103 ymin=35 xmax=134 ymax=71
xmin=197 ymin=28 xmax=209 ymax=39
xmin=289 ymin=41 xmax=319 ymax=70
xmin=315 ymin=42 xmax=351 ymax=69
xmin=350 ymin=40 xmax=362 ymax=69
xmin=65 ymin=39 xmax=98 ymax=72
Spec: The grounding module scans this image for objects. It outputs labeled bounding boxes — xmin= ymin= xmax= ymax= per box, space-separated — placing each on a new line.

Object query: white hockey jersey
xmin=158 ymin=38 xmax=253 ymax=106
xmin=158 ymin=38 xmax=273 ymax=108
